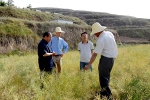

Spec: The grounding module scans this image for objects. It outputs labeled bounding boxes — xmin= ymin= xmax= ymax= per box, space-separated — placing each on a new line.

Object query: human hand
xmin=52 ymin=52 xmax=57 ymax=56
xmin=84 ymin=65 xmax=89 ymax=71
xmin=60 ymin=53 xmax=64 ymax=57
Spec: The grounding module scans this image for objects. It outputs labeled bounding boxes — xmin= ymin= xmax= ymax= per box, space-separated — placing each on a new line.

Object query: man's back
xmin=95 ymin=31 xmax=118 ymax=58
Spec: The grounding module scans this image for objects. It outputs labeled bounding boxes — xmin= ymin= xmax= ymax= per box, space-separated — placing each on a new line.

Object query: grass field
xmin=0 ymin=44 xmax=150 ymax=100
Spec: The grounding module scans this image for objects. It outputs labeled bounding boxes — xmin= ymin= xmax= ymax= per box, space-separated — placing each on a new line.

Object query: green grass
xmin=0 ymin=16 xmax=91 ymax=51
xmin=0 ymin=17 xmax=35 ymax=36
xmin=0 ymin=45 xmax=150 ymax=100
xmin=0 ymin=23 xmax=33 ymax=36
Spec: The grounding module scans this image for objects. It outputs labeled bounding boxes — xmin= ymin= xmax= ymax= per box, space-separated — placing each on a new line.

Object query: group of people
xmin=38 ymin=27 xmax=68 ymax=74
xmin=37 ymin=22 xmax=118 ymax=99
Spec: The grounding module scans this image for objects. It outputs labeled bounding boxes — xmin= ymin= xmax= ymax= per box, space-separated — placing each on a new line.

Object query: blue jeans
xmin=80 ymin=62 xmax=92 ymax=71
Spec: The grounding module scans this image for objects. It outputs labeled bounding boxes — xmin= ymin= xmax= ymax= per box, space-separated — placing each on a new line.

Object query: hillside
xmin=0 ymin=7 xmax=87 ymax=25
xmin=1 ymin=6 xmax=150 ymax=54
xmin=36 ymin=7 xmax=150 ymax=43
xmin=0 ymin=6 xmax=91 ymax=54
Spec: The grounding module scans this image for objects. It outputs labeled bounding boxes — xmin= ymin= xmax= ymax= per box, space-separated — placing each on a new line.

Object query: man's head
xmin=54 ymin=27 xmax=65 ymax=37
xmin=90 ymin=22 xmax=107 ymax=37
xmin=81 ymin=32 xmax=88 ymax=42
xmin=43 ymin=32 xmax=52 ymax=42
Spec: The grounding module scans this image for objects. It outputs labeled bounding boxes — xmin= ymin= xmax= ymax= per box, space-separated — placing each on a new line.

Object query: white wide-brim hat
xmin=90 ymin=22 xmax=107 ymax=36
xmin=54 ymin=27 xmax=65 ymax=34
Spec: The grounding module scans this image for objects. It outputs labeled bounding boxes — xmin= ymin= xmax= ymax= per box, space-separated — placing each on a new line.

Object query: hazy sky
xmin=4 ymin=0 xmax=150 ymax=19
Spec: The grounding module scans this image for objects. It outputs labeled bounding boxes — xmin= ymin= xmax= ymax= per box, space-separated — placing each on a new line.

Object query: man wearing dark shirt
xmin=38 ymin=32 xmax=56 ymax=73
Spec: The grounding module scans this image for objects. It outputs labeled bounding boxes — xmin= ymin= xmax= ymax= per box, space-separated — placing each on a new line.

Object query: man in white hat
xmin=49 ymin=27 xmax=68 ymax=73
xmin=84 ymin=22 xmax=118 ymax=99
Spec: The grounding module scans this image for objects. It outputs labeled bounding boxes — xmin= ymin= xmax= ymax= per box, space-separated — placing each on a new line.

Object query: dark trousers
xmin=98 ymin=55 xmax=114 ymax=98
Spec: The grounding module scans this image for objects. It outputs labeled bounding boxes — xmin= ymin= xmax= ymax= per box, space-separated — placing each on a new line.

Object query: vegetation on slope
xmin=0 ymin=6 xmax=91 ymax=53
xmin=0 ymin=6 xmax=87 ymax=25
xmin=37 ymin=8 xmax=150 ymax=40
xmin=38 ymin=7 xmax=150 ymax=27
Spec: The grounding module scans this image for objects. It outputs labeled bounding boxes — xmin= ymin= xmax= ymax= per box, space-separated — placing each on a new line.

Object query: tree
xmin=0 ymin=0 xmax=7 ymax=6
xmin=7 ymin=0 xmax=14 ymax=6
xmin=27 ymin=4 xmax=32 ymax=9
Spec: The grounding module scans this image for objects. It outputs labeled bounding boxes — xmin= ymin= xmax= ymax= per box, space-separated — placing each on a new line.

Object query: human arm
xmin=84 ymin=52 xmax=98 ymax=70
xmin=78 ymin=43 xmax=80 ymax=53
xmin=91 ymin=50 xmax=94 ymax=55
xmin=43 ymin=52 xmax=56 ymax=57
xmin=90 ymin=42 xmax=94 ymax=55
xmin=39 ymin=41 xmax=56 ymax=57
xmin=63 ymin=40 xmax=68 ymax=53
xmin=61 ymin=40 xmax=69 ymax=57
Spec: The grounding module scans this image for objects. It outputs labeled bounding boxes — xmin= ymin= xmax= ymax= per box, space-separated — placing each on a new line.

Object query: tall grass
xmin=0 ymin=45 xmax=150 ymax=100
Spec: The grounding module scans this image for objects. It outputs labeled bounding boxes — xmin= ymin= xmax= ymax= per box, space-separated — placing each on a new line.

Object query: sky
xmin=4 ymin=0 xmax=150 ymax=19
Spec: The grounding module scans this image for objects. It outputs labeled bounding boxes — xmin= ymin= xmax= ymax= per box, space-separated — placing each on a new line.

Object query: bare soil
xmin=119 ymin=36 xmax=150 ymax=44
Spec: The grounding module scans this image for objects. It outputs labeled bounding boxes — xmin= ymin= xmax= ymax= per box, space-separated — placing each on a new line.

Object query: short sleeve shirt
xmin=94 ymin=31 xmax=118 ymax=58
xmin=78 ymin=41 xmax=94 ymax=62
xmin=38 ymin=39 xmax=54 ymax=71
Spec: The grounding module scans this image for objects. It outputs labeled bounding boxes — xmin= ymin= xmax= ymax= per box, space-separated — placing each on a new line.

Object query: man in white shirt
xmin=78 ymin=32 xmax=94 ymax=71
xmin=84 ymin=22 xmax=118 ymax=99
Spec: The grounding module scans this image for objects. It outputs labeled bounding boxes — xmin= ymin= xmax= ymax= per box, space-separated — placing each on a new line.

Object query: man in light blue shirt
xmin=49 ymin=27 xmax=68 ymax=73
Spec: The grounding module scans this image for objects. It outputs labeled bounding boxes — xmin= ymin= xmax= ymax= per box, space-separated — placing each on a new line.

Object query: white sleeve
xmin=108 ymin=31 xmax=115 ymax=38
xmin=94 ymin=40 xmax=104 ymax=54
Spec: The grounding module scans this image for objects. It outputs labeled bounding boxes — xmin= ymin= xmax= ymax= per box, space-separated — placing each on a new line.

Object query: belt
xmin=101 ymin=55 xmax=114 ymax=59
xmin=54 ymin=55 xmax=61 ymax=56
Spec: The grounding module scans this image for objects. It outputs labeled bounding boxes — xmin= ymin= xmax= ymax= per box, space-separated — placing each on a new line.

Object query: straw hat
xmin=90 ymin=22 xmax=107 ymax=36
xmin=54 ymin=27 xmax=65 ymax=34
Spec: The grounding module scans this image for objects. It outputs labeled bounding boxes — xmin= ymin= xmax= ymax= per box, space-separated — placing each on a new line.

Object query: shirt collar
xmin=42 ymin=39 xmax=48 ymax=44
xmin=82 ymin=41 xmax=88 ymax=44
xmin=55 ymin=36 xmax=60 ymax=39
xmin=98 ymin=31 xmax=105 ymax=37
